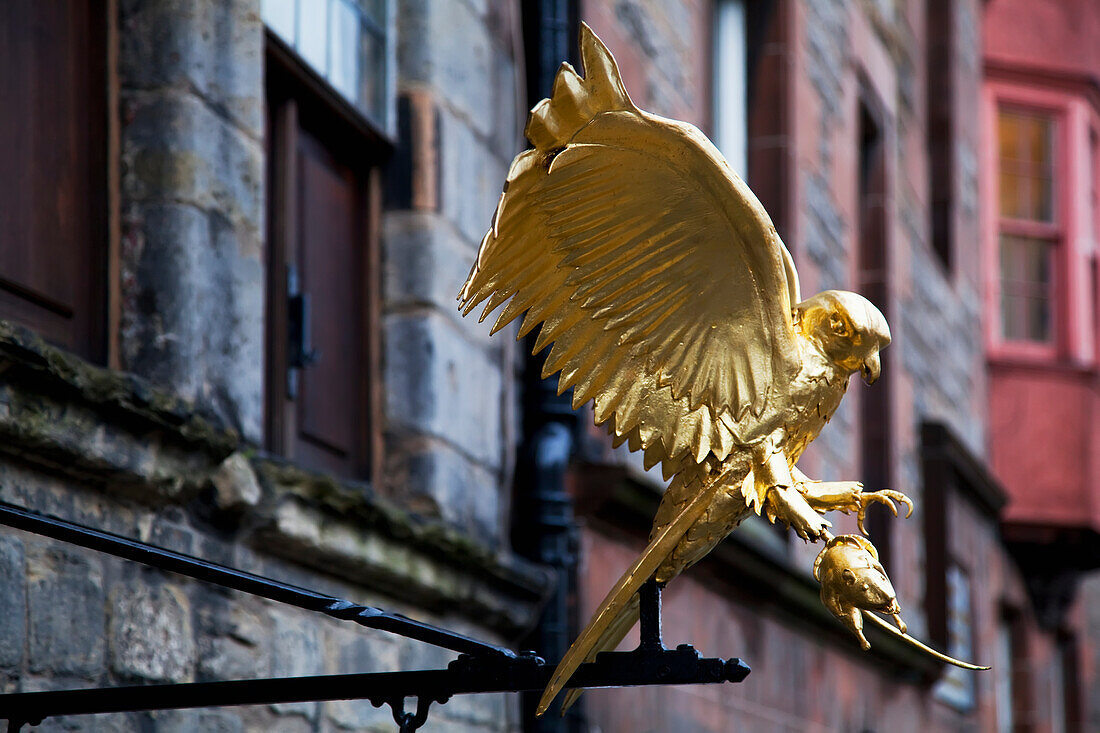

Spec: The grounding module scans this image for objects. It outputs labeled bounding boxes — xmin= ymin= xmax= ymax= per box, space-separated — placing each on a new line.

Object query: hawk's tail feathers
xmin=535 ymin=474 xmax=726 ymax=716
xmin=557 ymin=595 xmax=640 ymax=715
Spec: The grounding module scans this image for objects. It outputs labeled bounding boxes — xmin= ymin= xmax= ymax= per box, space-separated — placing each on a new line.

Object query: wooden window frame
xmin=263 ymin=30 xmax=389 ymax=485
xmin=0 ymin=1 xmax=112 ymax=364
xmin=986 ymin=89 xmax=1070 ymax=362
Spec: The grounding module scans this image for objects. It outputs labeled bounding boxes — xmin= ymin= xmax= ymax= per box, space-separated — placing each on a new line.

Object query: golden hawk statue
xmin=458 ymin=24 xmax=986 ymax=715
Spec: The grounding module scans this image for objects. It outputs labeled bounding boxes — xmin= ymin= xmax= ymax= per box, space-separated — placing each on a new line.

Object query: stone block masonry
xmin=0 ymin=321 xmax=546 ymax=731
xmin=117 ymin=0 xmax=266 ymax=445
xmin=0 ymin=1 xmax=542 ymax=729
xmin=380 ymin=0 xmax=524 ymax=546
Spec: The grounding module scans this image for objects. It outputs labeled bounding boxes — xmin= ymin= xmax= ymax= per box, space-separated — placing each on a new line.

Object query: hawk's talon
xmin=855 ymin=489 xmax=914 ymax=536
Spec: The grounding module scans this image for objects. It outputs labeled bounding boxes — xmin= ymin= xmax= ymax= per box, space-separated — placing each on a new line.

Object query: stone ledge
xmin=0 ymin=320 xmax=552 ymax=637
xmin=0 ymin=321 xmax=237 ymax=498
xmin=252 ymin=458 xmax=552 ymax=637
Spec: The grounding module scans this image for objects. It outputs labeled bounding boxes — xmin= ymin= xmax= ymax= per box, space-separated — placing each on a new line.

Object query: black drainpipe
xmin=514 ymin=3 xmax=582 ymax=731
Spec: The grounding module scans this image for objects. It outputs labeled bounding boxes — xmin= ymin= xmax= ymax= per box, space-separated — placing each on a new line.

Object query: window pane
xmin=263 ymin=0 xmax=390 ymax=130
xmin=1000 ymin=235 xmax=1053 ymax=342
xmin=1025 ymin=115 xmax=1050 ymax=166
xmin=1033 ymin=175 xmax=1052 ymax=221
xmin=999 ymin=170 xmax=1022 ymax=220
xmin=357 ymin=0 xmax=386 ymax=27
xmin=296 ymin=0 xmax=328 ymax=74
xmin=998 ymin=110 xmax=1054 ymax=222
xmin=361 ymin=27 xmax=386 ymax=124
xmin=998 ymin=112 xmax=1018 ymax=164
xmin=713 ymin=0 xmax=747 ymax=176
xmin=262 ymin=0 xmax=296 ymax=44
xmin=329 ymin=0 xmax=361 ymax=102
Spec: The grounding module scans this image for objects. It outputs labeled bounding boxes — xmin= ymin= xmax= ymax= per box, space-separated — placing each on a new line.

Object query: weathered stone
xmin=109 ymin=582 xmax=196 ymax=682
xmin=384 ymin=437 xmax=501 ymax=542
xmin=437 ymin=106 xmax=512 ymax=247
xmin=33 ymin=711 xmax=142 ymax=732
xmin=119 ymin=0 xmax=264 ymax=135
xmin=324 ymin=634 xmax=400 ymax=731
xmin=27 ymin=547 xmax=106 ymax=677
xmin=147 ymin=708 xmax=244 ymax=733
xmin=441 ymin=689 xmax=509 ymax=727
xmin=397 ymin=0 xmax=500 ymax=142
xmin=122 ymin=92 xmax=263 ymax=231
xmin=383 ymin=311 xmax=504 ymax=469
xmin=268 ymin=608 xmax=324 ymax=719
xmin=116 ymin=0 xmax=265 ymax=445
xmin=211 ymin=452 xmax=262 ymax=510
xmin=382 ymin=212 xmax=497 ymax=344
xmin=0 ymin=536 xmax=25 ymax=668
xmin=260 ymin=497 xmax=545 ymax=635
xmin=119 ymin=202 xmax=264 ymax=443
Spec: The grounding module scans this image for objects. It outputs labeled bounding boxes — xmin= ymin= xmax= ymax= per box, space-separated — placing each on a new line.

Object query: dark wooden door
xmin=0 ymin=1 xmax=107 ymax=361
xmin=265 ymin=64 xmax=382 ymax=481
xmin=291 ymin=127 xmax=370 ymax=476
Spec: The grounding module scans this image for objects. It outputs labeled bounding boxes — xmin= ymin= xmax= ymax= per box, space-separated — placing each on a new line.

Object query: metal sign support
xmin=0 ymin=502 xmax=750 ymax=731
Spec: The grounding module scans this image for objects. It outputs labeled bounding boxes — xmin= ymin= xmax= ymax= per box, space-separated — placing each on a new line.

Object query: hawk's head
xmin=794 ymin=290 xmax=891 ymax=384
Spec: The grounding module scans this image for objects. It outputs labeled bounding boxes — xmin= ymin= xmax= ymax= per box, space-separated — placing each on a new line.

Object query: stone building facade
xmin=0 ymin=1 xmax=1096 ymax=732
xmin=1 ymin=1 xmax=544 ymax=731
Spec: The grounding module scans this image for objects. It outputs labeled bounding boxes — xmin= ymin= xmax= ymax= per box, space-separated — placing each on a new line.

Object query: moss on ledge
xmin=253 ymin=458 xmax=551 ymax=620
xmin=0 ymin=319 xmax=550 ymax=635
xmin=0 ymin=321 xmax=237 ymax=453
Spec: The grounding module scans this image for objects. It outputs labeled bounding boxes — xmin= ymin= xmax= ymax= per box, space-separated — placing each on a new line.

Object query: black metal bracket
xmin=0 ymin=503 xmax=750 ymax=731
xmin=286 ymin=264 xmax=320 ymax=399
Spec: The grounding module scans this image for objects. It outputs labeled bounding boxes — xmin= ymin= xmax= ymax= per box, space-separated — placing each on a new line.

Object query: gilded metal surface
xmin=458 ymin=24 xmax=987 ymax=715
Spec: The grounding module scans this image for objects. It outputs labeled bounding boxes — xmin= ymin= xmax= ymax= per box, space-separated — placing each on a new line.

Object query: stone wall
xmin=380 ymin=0 xmax=525 ymax=545
xmin=0 ymin=323 xmax=546 ymax=732
xmin=0 ymin=0 xmax=546 ymax=730
xmin=116 ymin=0 xmax=266 ymax=444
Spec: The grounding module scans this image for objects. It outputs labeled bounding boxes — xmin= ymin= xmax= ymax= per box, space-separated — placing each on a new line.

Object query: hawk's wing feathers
xmin=460 ymin=21 xmax=800 ymax=478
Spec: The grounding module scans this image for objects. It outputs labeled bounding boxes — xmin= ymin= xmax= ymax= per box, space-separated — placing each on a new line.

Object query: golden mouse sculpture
xmin=458 ymin=23 xmax=987 ymax=715
xmin=815 ymin=534 xmax=905 ymax=650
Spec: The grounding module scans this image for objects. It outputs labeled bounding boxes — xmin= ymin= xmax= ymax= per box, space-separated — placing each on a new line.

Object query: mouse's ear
xmin=842 ymin=568 xmax=856 ymax=584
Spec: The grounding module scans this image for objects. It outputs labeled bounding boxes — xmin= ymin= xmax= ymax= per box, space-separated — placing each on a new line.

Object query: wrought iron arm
xmin=0 ymin=639 xmax=748 ymax=730
xmin=0 ymin=500 xmax=514 ymax=659
xmin=0 ymin=503 xmax=750 ymax=732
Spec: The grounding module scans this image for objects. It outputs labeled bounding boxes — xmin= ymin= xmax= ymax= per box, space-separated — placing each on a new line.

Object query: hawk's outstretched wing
xmin=459 ymin=24 xmax=801 ymax=480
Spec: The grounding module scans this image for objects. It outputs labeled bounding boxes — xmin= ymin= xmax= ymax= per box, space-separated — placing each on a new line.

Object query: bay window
xmin=997 ymin=109 xmax=1058 ymax=345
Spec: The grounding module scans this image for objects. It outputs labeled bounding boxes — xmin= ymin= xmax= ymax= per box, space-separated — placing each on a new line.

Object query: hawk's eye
xmin=829 ymin=314 xmax=849 ymax=338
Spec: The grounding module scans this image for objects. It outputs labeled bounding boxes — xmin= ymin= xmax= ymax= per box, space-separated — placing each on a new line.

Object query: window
xmin=713 ymin=0 xmax=747 ymax=176
xmin=933 ymin=564 xmax=976 ymax=710
xmin=263 ymin=28 xmax=389 ymax=481
xmin=0 ymin=2 xmax=108 ymax=362
xmin=858 ymin=98 xmax=893 ymax=571
xmin=926 ymin=0 xmax=956 ymax=270
xmin=1000 ymin=233 xmax=1052 ymax=341
xmin=994 ymin=618 xmax=1014 ymax=732
xmin=262 ymin=0 xmax=392 ymax=133
xmin=1050 ymin=638 xmax=1066 ymax=733
xmin=997 ymin=109 xmax=1058 ymax=344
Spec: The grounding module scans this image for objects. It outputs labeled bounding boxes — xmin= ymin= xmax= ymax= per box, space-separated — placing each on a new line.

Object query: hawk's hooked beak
xmin=861 ymin=354 xmax=881 ymax=385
